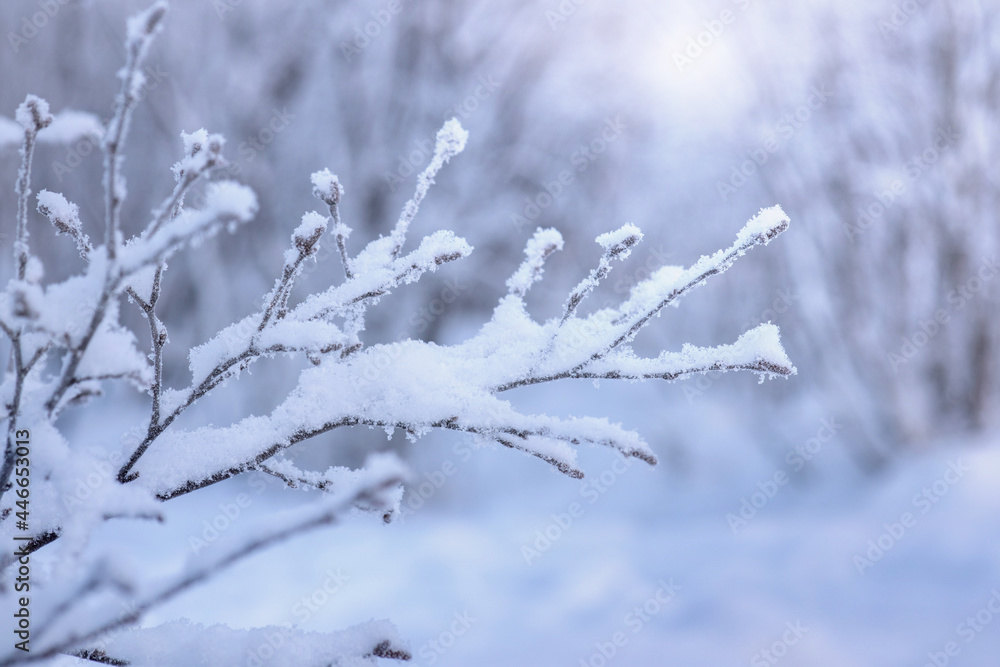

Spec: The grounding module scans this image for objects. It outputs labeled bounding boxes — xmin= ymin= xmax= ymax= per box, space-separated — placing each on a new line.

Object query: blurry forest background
xmin=3 ymin=0 xmax=1000 ymax=665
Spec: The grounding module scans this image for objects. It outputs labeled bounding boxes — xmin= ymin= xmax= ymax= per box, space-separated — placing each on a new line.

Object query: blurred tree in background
xmin=736 ymin=0 xmax=1000 ymax=466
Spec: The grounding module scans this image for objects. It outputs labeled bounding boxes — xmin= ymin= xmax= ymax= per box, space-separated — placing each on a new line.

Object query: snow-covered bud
xmin=37 ymin=190 xmax=91 ymax=258
xmin=37 ymin=190 xmax=82 ymax=235
xmin=311 ymin=169 xmax=342 ymax=206
xmin=126 ymin=2 xmax=168 ymax=51
xmin=435 ymin=118 xmax=469 ymax=162
xmin=15 ymin=95 xmax=53 ymax=134
xmin=596 ymin=224 xmax=642 ymax=260
xmin=172 ymin=129 xmax=226 ymax=181
xmin=736 ymin=205 xmax=790 ymax=247
xmin=292 ymin=211 xmax=328 ymax=255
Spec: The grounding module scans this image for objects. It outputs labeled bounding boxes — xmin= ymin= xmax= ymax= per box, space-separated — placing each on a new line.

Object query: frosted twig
xmin=2 ymin=97 xmax=52 ymax=495
xmin=389 ymin=119 xmax=468 ymax=259
xmin=70 ymin=650 xmax=128 ymax=666
xmin=506 ymin=228 xmax=564 ymax=298
xmin=1 ymin=337 xmax=48 ymax=495
xmin=127 ymin=267 xmax=166 ymax=431
xmin=258 ymin=211 xmax=328 ymax=333
xmin=257 ymin=463 xmax=329 ymax=490
xmin=17 ymin=461 xmax=405 ymax=665
xmin=102 ymin=2 xmax=167 ymax=258
xmin=312 ymin=169 xmax=352 ymax=279
xmin=70 ymin=649 xmax=128 ymax=667
xmin=296 ymin=232 xmax=472 ymax=323
xmin=102 ymin=2 xmax=167 ymax=259
xmin=14 ymin=95 xmax=52 ymax=279
xmin=147 ymin=130 xmax=226 ymax=237
xmin=560 ymin=224 xmax=641 ymax=324
xmin=0 ymin=531 xmax=58 ymax=566
xmin=118 ymin=343 xmax=279 ymax=483
xmin=123 ymin=132 xmax=227 ymax=432
xmin=576 ymin=208 xmax=790 ymax=374
xmin=37 ymin=190 xmax=92 ymax=260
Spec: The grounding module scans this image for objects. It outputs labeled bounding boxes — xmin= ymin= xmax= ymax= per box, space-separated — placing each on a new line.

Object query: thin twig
xmin=102 ymin=4 xmax=167 ymax=258
xmin=12 ymin=472 xmax=403 ymax=666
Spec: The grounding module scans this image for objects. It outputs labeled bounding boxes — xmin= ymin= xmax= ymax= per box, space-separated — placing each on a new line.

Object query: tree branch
xmin=102 ymin=3 xmax=167 ymax=259
xmin=14 ymin=462 xmax=405 ymax=665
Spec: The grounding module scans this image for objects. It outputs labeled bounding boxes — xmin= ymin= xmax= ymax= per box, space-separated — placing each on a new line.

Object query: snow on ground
xmin=42 ymin=381 xmax=1000 ymax=667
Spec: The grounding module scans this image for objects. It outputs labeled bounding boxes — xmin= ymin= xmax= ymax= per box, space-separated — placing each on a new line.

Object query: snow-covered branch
xmin=0 ymin=456 xmax=405 ymax=666
xmin=0 ymin=3 xmax=794 ymax=664
xmin=72 ymin=620 xmax=410 ymax=667
xmin=37 ymin=190 xmax=91 ymax=260
xmin=119 ymin=202 xmax=791 ymax=500
xmin=506 ymin=227 xmax=563 ymax=298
